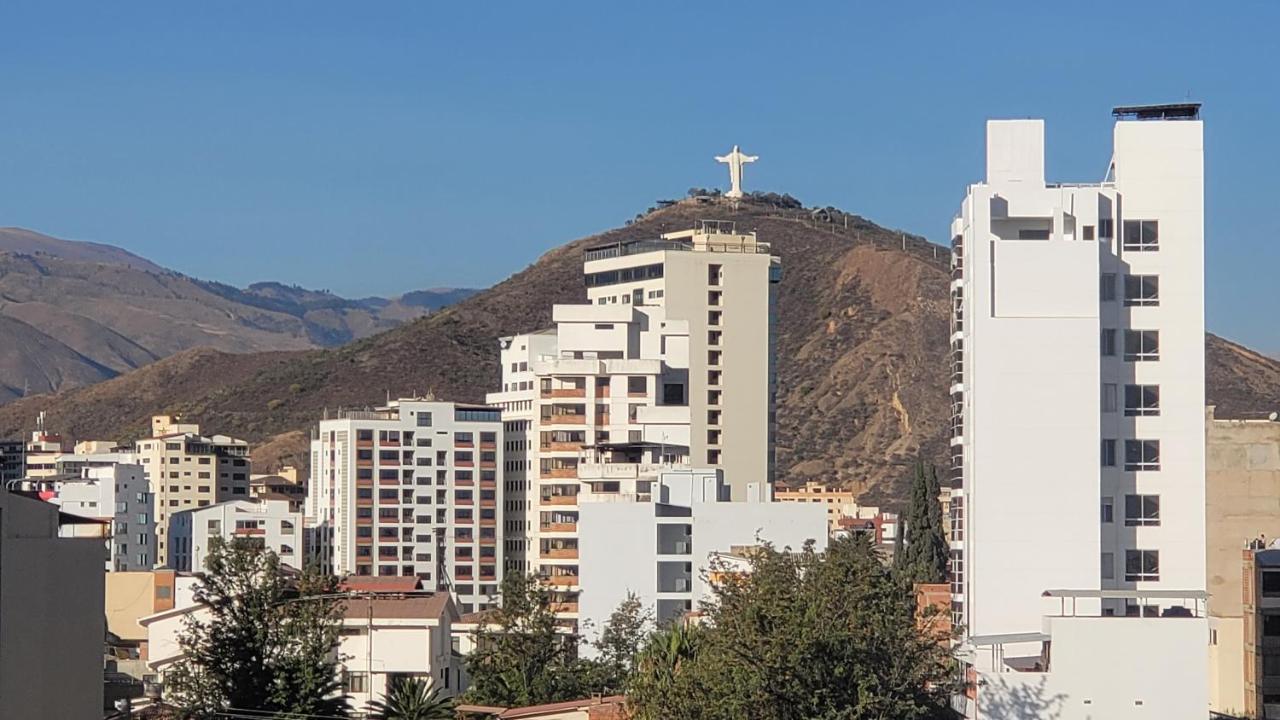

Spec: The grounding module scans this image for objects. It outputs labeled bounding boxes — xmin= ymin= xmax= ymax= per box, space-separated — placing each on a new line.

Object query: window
xmin=1124 ymin=495 xmax=1160 ymax=526
xmin=708 ymin=264 xmax=721 ymax=286
xmin=1017 ymin=228 xmax=1050 ymax=240
xmin=708 ymin=290 xmax=722 ymax=306
xmin=1125 ymin=550 xmax=1159 ymax=581
xmin=1100 ymin=273 xmax=1116 ymax=301
xmin=1124 ymin=330 xmax=1159 ymax=361
xmin=1122 ymin=219 xmax=1159 ymax=251
xmin=1264 ymin=571 xmax=1280 ymax=597
xmin=663 ymin=383 xmax=685 ymax=405
xmin=1083 ymin=225 xmax=1096 ymax=241
xmin=707 ymin=449 xmax=721 ymax=464
xmin=1101 ymin=552 xmax=1114 ymax=580
xmin=1124 ymin=385 xmax=1160 ymax=417
xmin=1101 ymin=329 xmax=1117 ymax=357
xmin=1099 ymin=218 xmax=1114 ymax=240
xmin=417 ymin=412 xmax=433 ymax=427
xmin=1125 ymin=440 xmax=1160 ymax=471
xmin=1265 ymin=654 xmax=1280 ymax=678
xmin=1124 ymin=275 xmax=1159 ymax=307
xmin=627 ymin=376 xmax=647 ymax=395
xmin=1101 ymin=439 xmax=1117 ymax=467
xmin=1102 ymin=384 xmax=1117 ymax=413
xmin=1101 ymin=497 xmax=1114 ymax=523
xmin=344 ymin=672 xmax=368 ymax=694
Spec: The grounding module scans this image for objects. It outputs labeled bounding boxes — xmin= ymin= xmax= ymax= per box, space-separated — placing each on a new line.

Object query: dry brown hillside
xmin=1 ymin=197 xmax=1276 ymax=504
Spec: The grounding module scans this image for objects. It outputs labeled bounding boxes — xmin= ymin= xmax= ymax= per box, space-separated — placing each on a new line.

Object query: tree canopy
xmin=164 ymin=537 xmax=349 ymax=719
xmin=899 ymin=460 xmax=950 ymax=585
xmin=627 ymin=536 xmax=957 ymax=720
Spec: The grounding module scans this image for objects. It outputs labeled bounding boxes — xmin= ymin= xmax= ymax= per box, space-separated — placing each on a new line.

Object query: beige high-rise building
xmin=487 ymin=220 xmax=780 ymax=624
xmin=134 ymin=415 xmax=252 ymax=562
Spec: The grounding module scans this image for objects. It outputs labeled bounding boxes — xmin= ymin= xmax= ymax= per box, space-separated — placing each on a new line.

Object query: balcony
xmin=545 ymin=575 xmax=579 ymax=587
xmin=542 ymin=388 xmax=587 ymax=399
xmin=550 ymin=602 xmax=580 ymax=614
xmin=543 ymin=547 xmax=579 ymax=560
xmin=541 ymin=495 xmax=578 ymax=506
xmin=234 ymin=527 xmax=265 ymax=537
xmin=356 ymin=498 xmax=374 ymax=507
xmin=542 ymin=468 xmax=578 ymax=480
xmin=541 ymin=522 xmax=576 ymax=533
xmin=545 ymin=414 xmax=587 ymax=426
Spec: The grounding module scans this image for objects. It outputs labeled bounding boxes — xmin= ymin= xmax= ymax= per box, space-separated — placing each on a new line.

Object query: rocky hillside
xmin=0 ymin=227 xmax=474 ymax=400
xmin=0 ymin=199 xmax=1275 ymax=504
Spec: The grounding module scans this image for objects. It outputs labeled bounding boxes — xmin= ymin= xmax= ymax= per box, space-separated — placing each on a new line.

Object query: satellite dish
xmin=1270 ymin=412 xmax=1278 ymax=422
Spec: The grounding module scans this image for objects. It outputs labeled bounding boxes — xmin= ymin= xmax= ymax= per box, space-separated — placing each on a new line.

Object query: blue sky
xmin=1 ymin=2 xmax=1277 ymax=351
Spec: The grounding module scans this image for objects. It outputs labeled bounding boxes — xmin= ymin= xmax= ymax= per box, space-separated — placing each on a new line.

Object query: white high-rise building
xmin=487 ymin=220 xmax=780 ymax=623
xmin=307 ymin=399 xmax=503 ymax=614
xmin=949 ymin=105 xmax=1208 ymax=718
xmin=20 ymin=462 xmax=156 ymax=572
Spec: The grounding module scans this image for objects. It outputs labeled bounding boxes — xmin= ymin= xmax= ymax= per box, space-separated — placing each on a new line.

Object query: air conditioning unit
xmin=674 ymin=578 xmax=690 ymax=593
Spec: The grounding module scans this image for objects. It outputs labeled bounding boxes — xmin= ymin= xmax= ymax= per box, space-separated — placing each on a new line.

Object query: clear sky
xmin=1 ymin=2 xmax=1277 ymax=351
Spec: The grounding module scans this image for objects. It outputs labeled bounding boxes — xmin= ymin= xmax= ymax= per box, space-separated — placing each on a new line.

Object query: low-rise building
xmin=0 ymin=491 xmax=105 ymax=717
xmin=142 ymin=588 xmax=461 ymax=711
xmin=105 ymin=569 xmax=181 ymax=680
xmin=167 ymin=498 xmax=303 ymax=571
xmin=577 ymin=468 xmax=826 ymax=634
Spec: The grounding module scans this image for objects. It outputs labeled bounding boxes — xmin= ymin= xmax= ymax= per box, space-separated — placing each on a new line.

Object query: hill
xmin=0 ymin=228 xmax=474 ymax=399
xmin=1 ymin=198 xmax=1276 ymax=504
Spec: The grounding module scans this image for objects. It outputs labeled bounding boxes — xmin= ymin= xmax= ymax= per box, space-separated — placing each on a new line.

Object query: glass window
xmin=1124 ymin=495 xmax=1160 ymax=526
xmin=1101 ymin=552 xmax=1114 ymax=580
xmin=1101 ymin=497 xmax=1114 ymax=523
xmin=1123 ymin=330 xmax=1159 ymax=361
xmin=1101 ymin=439 xmax=1117 ymax=467
xmin=1125 ymin=550 xmax=1159 ymax=581
xmin=1100 ymin=273 xmax=1116 ymax=301
xmin=1101 ymin=329 xmax=1117 ymax=357
xmin=1124 ymin=385 xmax=1160 ymax=417
xmin=1123 ymin=275 xmax=1159 ymax=306
xmin=1122 ymin=220 xmax=1159 ymax=251
xmin=1124 ymin=440 xmax=1161 ymax=471
xmin=1102 ymin=384 xmax=1117 ymax=413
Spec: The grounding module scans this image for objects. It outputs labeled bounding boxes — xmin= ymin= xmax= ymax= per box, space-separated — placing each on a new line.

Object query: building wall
xmin=953 ymin=116 xmax=1207 ymax=642
xmin=0 ymin=493 xmax=104 ymax=718
xmin=168 ymin=499 xmax=303 ymax=571
xmin=57 ymin=463 xmax=156 ymax=571
xmin=976 ymin=616 xmax=1208 ymax=719
xmin=309 ymin=401 xmax=503 ymax=614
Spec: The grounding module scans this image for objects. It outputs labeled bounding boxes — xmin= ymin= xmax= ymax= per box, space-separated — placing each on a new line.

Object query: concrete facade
xmin=0 ymin=491 xmax=104 ymax=718
xmin=308 ymin=400 xmax=503 ymax=614
xmin=1206 ymin=409 xmax=1280 ymax=716
xmin=134 ymin=415 xmax=252 ymax=562
xmin=167 ymin=498 xmax=303 ymax=571
xmin=578 ymin=468 xmax=826 ymax=635
xmin=950 ymin=107 xmax=1208 ymax=718
xmin=487 ymin=221 xmax=780 ymax=625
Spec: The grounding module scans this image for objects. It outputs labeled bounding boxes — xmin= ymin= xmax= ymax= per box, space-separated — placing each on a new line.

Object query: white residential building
xmin=487 ymin=221 xmax=780 ymax=623
xmin=578 ymin=468 xmax=826 ymax=633
xmin=948 ymin=104 xmax=1207 ymax=718
xmin=167 ymin=498 xmax=303 ymax=572
xmin=55 ymin=463 xmax=156 ymax=571
xmin=308 ymin=400 xmax=504 ymax=614
xmin=141 ymin=586 xmax=461 ymax=710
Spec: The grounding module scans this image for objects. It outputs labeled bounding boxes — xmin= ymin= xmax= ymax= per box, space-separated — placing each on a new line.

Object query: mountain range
xmin=0 ymin=227 xmax=475 ymax=402
xmin=1 ymin=198 xmax=1277 ymax=504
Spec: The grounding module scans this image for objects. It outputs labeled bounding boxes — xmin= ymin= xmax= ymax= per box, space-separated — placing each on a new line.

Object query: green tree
xmin=899 ymin=460 xmax=949 ymax=584
xmin=164 ymin=537 xmax=349 ymax=719
xmin=367 ymin=676 xmax=453 ymax=720
xmin=627 ymin=536 xmax=956 ymax=720
xmin=589 ymin=592 xmax=653 ymax=694
xmin=462 ymin=573 xmax=588 ymax=706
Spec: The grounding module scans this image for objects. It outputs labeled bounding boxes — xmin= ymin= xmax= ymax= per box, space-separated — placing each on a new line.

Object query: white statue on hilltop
xmin=715 ymin=145 xmax=758 ymax=199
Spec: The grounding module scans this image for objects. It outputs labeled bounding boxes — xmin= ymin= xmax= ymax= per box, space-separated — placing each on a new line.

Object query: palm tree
xmin=366 ymin=676 xmax=454 ymax=720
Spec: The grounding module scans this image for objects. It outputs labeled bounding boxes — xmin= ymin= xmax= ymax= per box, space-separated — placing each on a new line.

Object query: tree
xmin=367 ymin=676 xmax=453 ymax=720
xmin=461 ymin=573 xmax=587 ymax=706
xmin=627 ymin=536 xmax=957 ymax=720
xmin=589 ymin=592 xmax=653 ymax=694
xmin=164 ymin=537 xmax=349 ymax=719
xmin=898 ymin=460 xmax=949 ymax=584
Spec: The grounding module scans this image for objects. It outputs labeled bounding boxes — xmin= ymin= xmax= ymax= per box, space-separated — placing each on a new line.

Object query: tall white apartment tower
xmin=307 ymin=399 xmax=503 ymax=614
xmin=488 ymin=220 xmax=780 ymax=623
xmin=949 ymin=105 xmax=1208 ymax=717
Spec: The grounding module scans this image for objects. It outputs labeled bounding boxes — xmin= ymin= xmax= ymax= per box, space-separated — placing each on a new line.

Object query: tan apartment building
xmin=775 ymin=481 xmax=858 ymax=532
xmin=134 ymin=415 xmax=252 ymax=562
xmin=487 ymin=220 xmax=780 ymax=625
xmin=1207 ymin=406 xmax=1280 ymax=718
